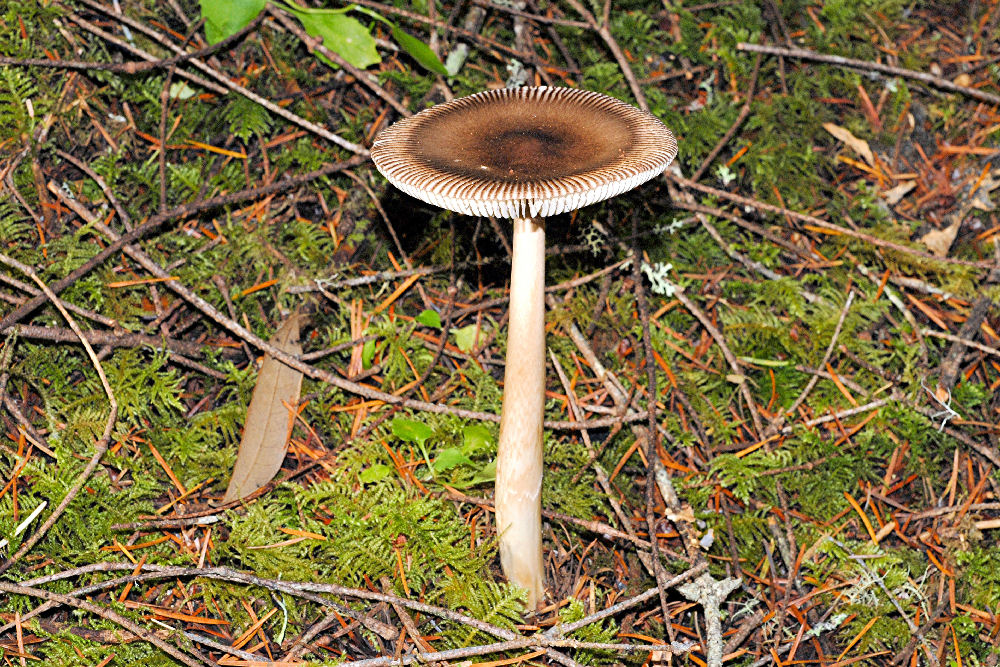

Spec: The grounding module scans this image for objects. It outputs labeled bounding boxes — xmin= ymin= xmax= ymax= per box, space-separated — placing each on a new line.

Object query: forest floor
xmin=1 ymin=0 xmax=1000 ymax=665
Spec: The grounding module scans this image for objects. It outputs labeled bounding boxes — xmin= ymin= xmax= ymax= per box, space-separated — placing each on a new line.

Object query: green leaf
xmin=360 ymin=463 xmax=392 ymax=483
xmin=462 ymin=424 xmax=493 ymax=452
xmin=390 ymin=26 xmax=448 ymax=75
xmin=290 ymin=8 xmax=380 ymax=69
xmin=391 ymin=417 xmax=433 ymax=446
xmin=362 ymin=339 xmax=376 ymax=368
xmin=433 ymin=447 xmax=473 ymax=472
xmin=469 ymin=459 xmax=496 ymax=485
xmin=416 ymin=309 xmax=442 ymax=329
xmin=352 ymin=5 xmax=447 ymax=75
xmin=169 ymin=82 xmax=198 ymax=100
xmin=200 ymin=0 xmax=266 ymax=44
xmin=451 ymin=324 xmax=484 ymax=353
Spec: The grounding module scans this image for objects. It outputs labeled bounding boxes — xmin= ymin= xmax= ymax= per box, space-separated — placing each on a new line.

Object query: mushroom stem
xmin=496 ymin=216 xmax=546 ymax=609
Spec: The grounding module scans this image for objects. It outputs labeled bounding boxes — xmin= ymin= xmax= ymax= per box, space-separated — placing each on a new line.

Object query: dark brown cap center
xmin=414 ymin=102 xmax=629 ymax=183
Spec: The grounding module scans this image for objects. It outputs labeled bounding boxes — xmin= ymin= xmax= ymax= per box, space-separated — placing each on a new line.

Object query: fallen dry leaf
xmin=882 ymin=180 xmax=916 ymax=205
xmin=919 ymin=218 xmax=961 ymax=258
xmin=223 ymin=309 xmax=305 ymax=502
xmin=823 ymin=122 xmax=875 ymax=166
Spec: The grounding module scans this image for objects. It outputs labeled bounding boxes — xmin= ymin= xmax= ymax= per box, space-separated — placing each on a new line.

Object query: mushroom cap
xmin=371 ymin=87 xmax=677 ymax=219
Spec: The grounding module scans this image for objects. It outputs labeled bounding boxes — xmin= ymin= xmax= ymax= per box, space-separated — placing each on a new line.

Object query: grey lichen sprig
xmin=677 ymin=573 xmax=742 ymax=667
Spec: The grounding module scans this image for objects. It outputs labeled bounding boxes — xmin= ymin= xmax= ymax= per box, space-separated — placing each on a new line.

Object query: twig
xmin=158 ymin=22 xmax=203 ymax=215
xmin=0 ymin=272 xmax=118 ymax=326
xmin=722 ymin=610 xmax=765 ymax=656
xmin=337 ymin=637 xmax=689 ymax=667
xmin=349 ymin=0 xmax=577 ymax=73
xmin=61 ymin=11 xmax=226 ymax=95
xmin=379 ymin=577 xmax=432 ymax=653
xmin=854 ymin=261 xmax=929 ymax=365
xmin=281 ymin=608 xmax=347 ymax=660
xmin=669 ymin=199 xmax=814 ymax=261
xmin=0 ymin=254 xmax=118 ymax=575
xmin=690 ymin=53 xmax=761 ymax=182
xmin=890 ymin=600 xmax=948 ymax=666
xmin=11 ymin=324 xmax=239 ymax=358
xmin=342 ymin=169 xmax=434 ymax=311
xmin=720 ymin=398 xmax=894 ymax=454
xmin=54 ymin=149 xmax=133 ymax=231
xmin=0 ymin=155 xmax=368 ymax=336
xmin=287 ymin=254 xmax=626 ymax=296
xmin=936 ymin=295 xmax=992 ymax=387
xmin=629 ymin=214 xmax=685 ymax=628
xmin=183 ymin=630 xmax=268 ymax=663
xmin=9 ymin=564 xmax=587 ymax=667
xmin=470 ymin=0 xmax=589 ymax=28
xmin=70 ymin=0 xmax=368 ymax=154
xmin=0 ymin=582 xmax=208 ymax=667
xmin=929 ymin=324 xmax=1000 ymax=365
xmin=5 ymin=566 xmax=398 ymax=644
xmin=548 ymin=349 xmax=683 ymax=563
xmin=692 ymin=202 xmax=822 ymax=303
xmin=737 ymin=42 xmax=1000 ymax=106
xmin=544 ymin=564 xmax=706 ymax=638
xmin=669 ymin=174 xmax=998 ymax=270
xmin=1 ymin=394 xmax=56 ymax=458
xmin=267 ymin=6 xmax=410 ymax=117
xmin=766 ymin=290 xmax=856 ymax=435
xmin=560 ymin=0 xmax=648 ymax=110
xmin=670 ymin=280 xmax=764 ymax=436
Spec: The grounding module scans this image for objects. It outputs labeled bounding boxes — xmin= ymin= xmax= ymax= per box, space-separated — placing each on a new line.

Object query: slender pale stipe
xmin=495 ymin=217 xmax=546 ymax=607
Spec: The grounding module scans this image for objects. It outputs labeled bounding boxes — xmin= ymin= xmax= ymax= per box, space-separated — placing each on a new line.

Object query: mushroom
xmin=371 ymin=86 xmax=677 ymax=609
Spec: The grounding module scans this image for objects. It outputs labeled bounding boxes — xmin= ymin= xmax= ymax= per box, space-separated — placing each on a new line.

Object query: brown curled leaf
xmin=223 ymin=309 xmax=305 ymax=502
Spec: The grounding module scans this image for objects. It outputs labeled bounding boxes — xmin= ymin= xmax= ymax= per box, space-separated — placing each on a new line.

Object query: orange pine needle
xmin=803 ymin=223 xmax=845 ymax=236
xmin=330 ymin=399 xmax=384 ymax=413
xmin=231 ymin=607 xmax=278 ymax=649
xmin=969 ymin=162 xmax=992 ymax=198
xmin=239 ymin=278 xmax=279 ymax=298
xmin=148 ymin=442 xmax=185 ymax=494
xmin=121 ymin=600 xmax=229 ymax=625
xmin=373 ymin=274 xmax=422 ymax=314
xmin=874 ymin=269 xmax=891 ymax=301
xmin=843 ymin=492 xmax=879 ymax=544
xmin=835 ymin=615 xmax=880 ymax=662
xmin=107 ymin=276 xmax=179 ymax=288
xmin=926 ymin=549 xmax=954 ymax=576
xmin=937 ymin=145 xmax=997 ymax=155
xmin=725 ymin=143 xmax=750 ymax=166
xmin=951 ymin=625 xmax=963 ymax=667
xmin=652 ymin=348 xmax=678 ymax=388
xmin=186 ymin=139 xmax=247 ymax=159
xmin=155 ymin=476 xmax=214 ymax=514
xmin=734 ymin=434 xmax=782 ymax=458
xmin=118 ymin=554 xmax=147 ymax=602
xmin=279 ymin=527 xmax=328 ymax=540
xmin=100 ymin=535 xmax=171 ymax=552
xmin=904 ymin=293 xmax=950 ymax=330
xmin=825 ymin=363 xmax=859 ymax=407
xmin=395 ymin=547 xmax=410 ymax=596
